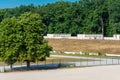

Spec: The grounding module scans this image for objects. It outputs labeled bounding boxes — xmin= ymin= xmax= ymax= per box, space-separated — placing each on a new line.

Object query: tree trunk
xmin=3 ymin=62 xmax=5 ymax=72
xmin=26 ymin=60 xmax=30 ymax=69
xmin=10 ymin=63 xmax=13 ymax=71
xmin=100 ymin=15 xmax=104 ymax=37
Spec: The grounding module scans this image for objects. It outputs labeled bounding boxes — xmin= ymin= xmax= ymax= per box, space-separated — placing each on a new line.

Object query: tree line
xmin=0 ymin=0 xmax=120 ymax=37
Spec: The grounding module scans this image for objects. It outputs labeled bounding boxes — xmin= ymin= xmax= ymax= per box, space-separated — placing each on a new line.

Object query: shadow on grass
xmin=12 ymin=63 xmax=75 ymax=71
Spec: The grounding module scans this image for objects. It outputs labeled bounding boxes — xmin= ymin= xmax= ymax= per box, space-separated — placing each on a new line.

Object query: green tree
xmin=0 ymin=9 xmax=4 ymax=22
xmin=0 ymin=12 xmax=52 ymax=69
xmin=0 ymin=17 xmax=19 ymax=70
xmin=108 ymin=0 xmax=120 ymax=36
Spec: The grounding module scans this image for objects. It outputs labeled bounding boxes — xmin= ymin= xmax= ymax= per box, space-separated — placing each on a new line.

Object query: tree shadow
xmin=12 ymin=63 xmax=74 ymax=71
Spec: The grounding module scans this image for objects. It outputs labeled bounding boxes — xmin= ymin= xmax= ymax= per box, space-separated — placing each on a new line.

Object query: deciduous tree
xmin=0 ymin=12 xmax=52 ymax=69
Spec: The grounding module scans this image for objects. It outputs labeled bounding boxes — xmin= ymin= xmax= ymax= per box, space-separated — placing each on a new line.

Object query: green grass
xmin=52 ymin=53 xmax=120 ymax=59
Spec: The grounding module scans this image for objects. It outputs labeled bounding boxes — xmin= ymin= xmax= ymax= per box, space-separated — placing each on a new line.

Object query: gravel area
xmin=0 ymin=65 xmax=120 ymax=80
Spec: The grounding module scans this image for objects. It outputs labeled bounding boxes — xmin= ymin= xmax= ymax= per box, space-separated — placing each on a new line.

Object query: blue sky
xmin=0 ymin=0 xmax=77 ymax=9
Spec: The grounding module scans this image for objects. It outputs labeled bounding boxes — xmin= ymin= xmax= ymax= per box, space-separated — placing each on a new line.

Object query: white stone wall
xmin=68 ymin=37 xmax=78 ymax=39
xmin=113 ymin=34 xmax=120 ymax=40
xmin=44 ymin=34 xmax=120 ymax=40
xmin=104 ymin=37 xmax=115 ymax=40
xmin=106 ymin=53 xmax=120 ymax=57
xmin=104 ymin=34 xmax=120 ymax=40
xmin=77 ymin=34 xmax=103 ymax=40
xmin=77 ymin=34 xmax=85 ymax=39
xmin=44 ymin=34 xmax=71 ymax=39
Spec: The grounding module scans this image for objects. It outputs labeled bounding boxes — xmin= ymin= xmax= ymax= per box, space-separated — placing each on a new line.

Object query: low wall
xmin=45 ymin=34 xmax=71 ymax=39
xmin=64 ymin=51 xmax=100 ymax=56
xmin=77 ymin=34 xmax=103 ymax=40
xmin=104 ymin=37 xmax=115 ymax=40
xmin=44 ymin=34 xmax=120 ymax=40
xmin=106 ymin=54 xmax=120 ymax=57
xmin=113 ymin=34 xmax=120 ymax=40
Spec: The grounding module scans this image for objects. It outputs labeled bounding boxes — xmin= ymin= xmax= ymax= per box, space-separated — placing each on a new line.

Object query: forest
xmin=0 ymin=0 xmax=120 ymax=36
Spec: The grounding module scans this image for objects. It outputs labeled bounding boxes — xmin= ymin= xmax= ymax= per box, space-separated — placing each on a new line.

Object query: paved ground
xmin=0 ymin=65 xmax=120 ymax=80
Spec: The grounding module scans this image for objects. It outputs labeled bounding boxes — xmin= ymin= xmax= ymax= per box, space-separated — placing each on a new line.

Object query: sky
xmin=0 ymin=0 xmax=77 ymax=9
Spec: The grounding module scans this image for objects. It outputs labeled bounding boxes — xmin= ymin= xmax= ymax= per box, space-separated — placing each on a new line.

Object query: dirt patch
xmin=46 ymin=39 xmax=120 ymax=55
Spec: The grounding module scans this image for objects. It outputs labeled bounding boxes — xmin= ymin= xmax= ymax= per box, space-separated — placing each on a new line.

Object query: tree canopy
xmin=0 ymin=12 xmax=52 ymax=69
